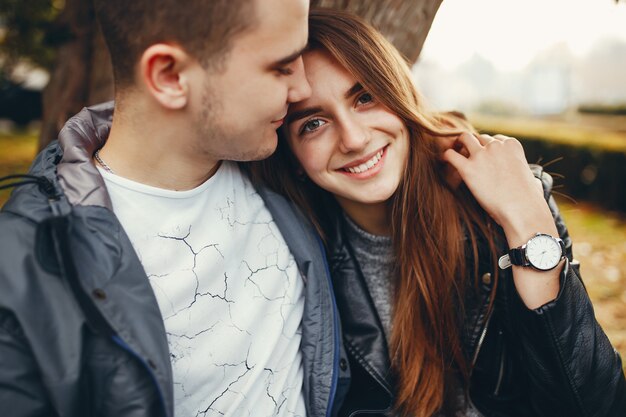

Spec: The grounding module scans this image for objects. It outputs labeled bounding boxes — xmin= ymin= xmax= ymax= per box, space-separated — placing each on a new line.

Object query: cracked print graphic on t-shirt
xmin=100 ymin=162 xmax=306 ymax=417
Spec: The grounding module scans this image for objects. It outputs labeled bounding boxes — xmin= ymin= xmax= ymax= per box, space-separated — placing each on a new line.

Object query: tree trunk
xmin=310 ymin=0 xmax=443 ymax=63
xmin=38 ymin=0 xmax=112 ymax=151
xmin=38 ymin=0 xmax=441 ymax=150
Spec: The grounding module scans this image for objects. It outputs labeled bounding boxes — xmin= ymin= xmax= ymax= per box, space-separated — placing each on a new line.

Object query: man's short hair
xmin=93 ymin=0 xmax=255 ymax=87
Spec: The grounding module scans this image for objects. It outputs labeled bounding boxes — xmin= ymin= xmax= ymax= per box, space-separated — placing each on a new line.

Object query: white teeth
xmin=344 ymin=149 xmax=384 ymax=174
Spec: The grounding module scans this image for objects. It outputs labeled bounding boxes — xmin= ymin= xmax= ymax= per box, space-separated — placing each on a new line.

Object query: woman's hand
xmin=442 ymin=132 xmax=554 ymax=244
xmin=442 ymin=132 xmax=563 ymax=309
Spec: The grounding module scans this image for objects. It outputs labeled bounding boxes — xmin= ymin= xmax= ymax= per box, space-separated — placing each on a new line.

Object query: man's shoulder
xmin=0 ymin=210 xmax=48 ymax=314
xmin=0 ymin=209 xmax=37 ymax=239
xmin=0 ymin=208 xmax=44 ymax=277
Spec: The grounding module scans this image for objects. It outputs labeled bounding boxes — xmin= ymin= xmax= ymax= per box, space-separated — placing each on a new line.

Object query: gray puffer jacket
xmin=0 ymin=102 xmax=350 ymax=417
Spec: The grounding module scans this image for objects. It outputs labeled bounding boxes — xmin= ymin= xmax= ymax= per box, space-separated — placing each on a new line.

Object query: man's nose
xmin=287 ymin=57 xmax=312 ymax=103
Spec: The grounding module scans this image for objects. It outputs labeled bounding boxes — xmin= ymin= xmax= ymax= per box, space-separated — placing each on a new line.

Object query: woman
xmin=250 ymin=9 xmax=626 ymax=417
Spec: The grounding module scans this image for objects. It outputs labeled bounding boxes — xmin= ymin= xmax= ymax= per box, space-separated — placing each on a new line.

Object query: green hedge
xmin=480 ymin=131 xmax=626 ymax=214
xmin=578 ymin=104 xmax=626 ymax=116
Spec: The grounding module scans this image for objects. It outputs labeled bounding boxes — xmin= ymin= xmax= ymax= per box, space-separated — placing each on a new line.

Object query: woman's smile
xmin=338 ymin=145 xmax=387 ymax=178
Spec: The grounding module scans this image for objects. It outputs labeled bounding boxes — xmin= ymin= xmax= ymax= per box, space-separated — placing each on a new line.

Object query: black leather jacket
xmin=327 ymin=167 xmax=626 ymax=417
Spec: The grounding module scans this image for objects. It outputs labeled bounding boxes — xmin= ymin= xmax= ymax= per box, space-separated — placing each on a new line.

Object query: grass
xmin=0 ymin=131 xmax=625 ymax=370
xmin=0 ymin=131 xmax=39 ymax=203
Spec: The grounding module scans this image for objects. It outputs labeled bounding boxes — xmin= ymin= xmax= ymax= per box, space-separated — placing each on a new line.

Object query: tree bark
xmin=38 ymin=0 xmax=441 ymax=150
xmin=38 ymin=0 xmax=112 ymax=151
xmin=310 ymin=0 xmax=443 ymax=63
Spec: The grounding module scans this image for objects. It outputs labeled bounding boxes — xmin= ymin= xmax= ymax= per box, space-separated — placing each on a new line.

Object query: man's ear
xmin=139 ymin=44 xmax=193 ymax=110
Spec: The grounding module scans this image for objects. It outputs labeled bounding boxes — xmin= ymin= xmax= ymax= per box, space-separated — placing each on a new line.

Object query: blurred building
xmin=413 ymin=38 xmax=626 ymax=115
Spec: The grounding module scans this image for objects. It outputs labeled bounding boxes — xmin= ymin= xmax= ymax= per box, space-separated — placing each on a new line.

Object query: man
xmin=0 ymin=0 xmax=349 ymax=416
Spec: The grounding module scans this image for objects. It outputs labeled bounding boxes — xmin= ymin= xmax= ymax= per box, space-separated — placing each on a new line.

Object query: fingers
xmin=441 ymin=132 xmax=520 ymax=175
xmin=455 ymin=132 xmax=482 ymax=154
xmin=441 ymin=132 xmax=481 ymax=172
xmin=476 ymin=134 xmax=495 ymax=146
xmin=452 ymin=132 xmax=496 ymax=160
xmin=475 ymin=133 xmax=523 ymax=155
xmin=442 ymin=147 xmax=468 ymax=172
xmin=436 ymin=135 xmax=457 ymax=153
xmin=493 ymin=134 xmax=514 ymax=141
xmin=477 ymin=133 xmax=515 ymax=145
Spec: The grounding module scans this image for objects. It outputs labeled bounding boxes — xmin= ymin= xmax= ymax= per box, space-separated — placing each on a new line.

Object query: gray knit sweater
xmin=342 ymin=213 xmax=483 ymax=417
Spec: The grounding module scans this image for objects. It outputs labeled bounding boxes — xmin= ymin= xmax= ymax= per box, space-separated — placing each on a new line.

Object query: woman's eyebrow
xmin=345 ymin=82 xmax=363 ymax=99
xmin=285 ymin=107 xmax=323 ymax=125
xmin=286 ymin=83 xmax=365 ymax=125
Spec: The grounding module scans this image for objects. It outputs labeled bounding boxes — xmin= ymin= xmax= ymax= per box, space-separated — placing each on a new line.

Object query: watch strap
xmin=498 ymin=247 xmax=528 ymax=270
xmin=508 ymin=247 xmax=527 ymax=266
xmin=498 ymin=254 xmax=512 ymax=269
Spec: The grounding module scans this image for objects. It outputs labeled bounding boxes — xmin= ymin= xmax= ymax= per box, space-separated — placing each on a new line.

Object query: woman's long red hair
xmin=249 ymin=9 xmax=500 ymax=417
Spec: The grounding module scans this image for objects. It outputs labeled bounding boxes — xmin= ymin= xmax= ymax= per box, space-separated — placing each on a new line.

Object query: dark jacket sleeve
xmin=0 ymin=310 xmax=53 ymax=416
xmin=507 ymin=166 xmax=626 ymax=417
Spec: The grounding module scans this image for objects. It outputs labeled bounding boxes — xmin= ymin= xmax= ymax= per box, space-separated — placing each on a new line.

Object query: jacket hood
xmin=56 ymin=101 xmax=114 ymax=209
xmin=3 ymin=101 xmax=115 ymax=222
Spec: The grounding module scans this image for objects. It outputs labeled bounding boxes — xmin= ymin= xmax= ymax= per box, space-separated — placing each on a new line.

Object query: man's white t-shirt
xmin=98 ymin=161 xmax=306 ymax=417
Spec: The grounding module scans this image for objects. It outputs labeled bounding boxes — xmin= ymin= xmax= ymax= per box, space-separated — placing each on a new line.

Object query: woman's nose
xmin=338 ymin=116 xmax=370 ymax=153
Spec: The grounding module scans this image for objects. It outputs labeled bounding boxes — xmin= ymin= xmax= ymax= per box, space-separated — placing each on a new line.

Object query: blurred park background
xmin=1 ymin=0 xmax=625 ymax=366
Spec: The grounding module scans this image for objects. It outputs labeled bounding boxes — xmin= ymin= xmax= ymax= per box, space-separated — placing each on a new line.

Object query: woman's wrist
xmin=500 ymin=205 xmax=559 ymax=248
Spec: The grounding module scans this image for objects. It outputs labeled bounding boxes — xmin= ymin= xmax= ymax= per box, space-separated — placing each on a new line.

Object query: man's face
xmin=189 ymin=0 xmax=311 ymax=162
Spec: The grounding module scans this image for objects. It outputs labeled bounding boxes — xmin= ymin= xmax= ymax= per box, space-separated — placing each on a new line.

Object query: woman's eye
xmin=301 ymin=119 xmax=326 ymax=133
xmin=357 ymin=92 xmax=374 ymax=105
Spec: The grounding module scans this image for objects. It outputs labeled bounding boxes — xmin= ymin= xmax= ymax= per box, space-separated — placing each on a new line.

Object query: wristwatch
xmin=498 ymin=233 xmax=565 ymax=271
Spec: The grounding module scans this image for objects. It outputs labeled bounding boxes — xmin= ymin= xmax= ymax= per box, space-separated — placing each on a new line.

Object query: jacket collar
xmin=325 ymin=206 xmax=503 ymax=393
xmin=326 ymin=208 xmax=395 ymax=394
xmin=3 ymin=101 xmax=115 ymax=222
xmin=57 ymin=101 xmax=114 ymax=210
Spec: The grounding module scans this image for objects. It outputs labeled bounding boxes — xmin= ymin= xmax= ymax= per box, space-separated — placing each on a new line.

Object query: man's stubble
xmin=195 ymin=79 xmax=276 ymax=164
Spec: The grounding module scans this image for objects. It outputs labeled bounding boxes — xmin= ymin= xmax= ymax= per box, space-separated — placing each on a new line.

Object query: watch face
xmin=525 ymin=234 xmax=562 ymax=270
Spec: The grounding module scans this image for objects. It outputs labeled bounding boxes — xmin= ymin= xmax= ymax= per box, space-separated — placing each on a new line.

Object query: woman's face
xmin=284 ymin=50 xmax=410 ymax=212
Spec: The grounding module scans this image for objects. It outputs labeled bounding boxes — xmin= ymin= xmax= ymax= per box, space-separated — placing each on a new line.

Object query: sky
xmin=419 ymin=0 xmax=626 ymax=71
